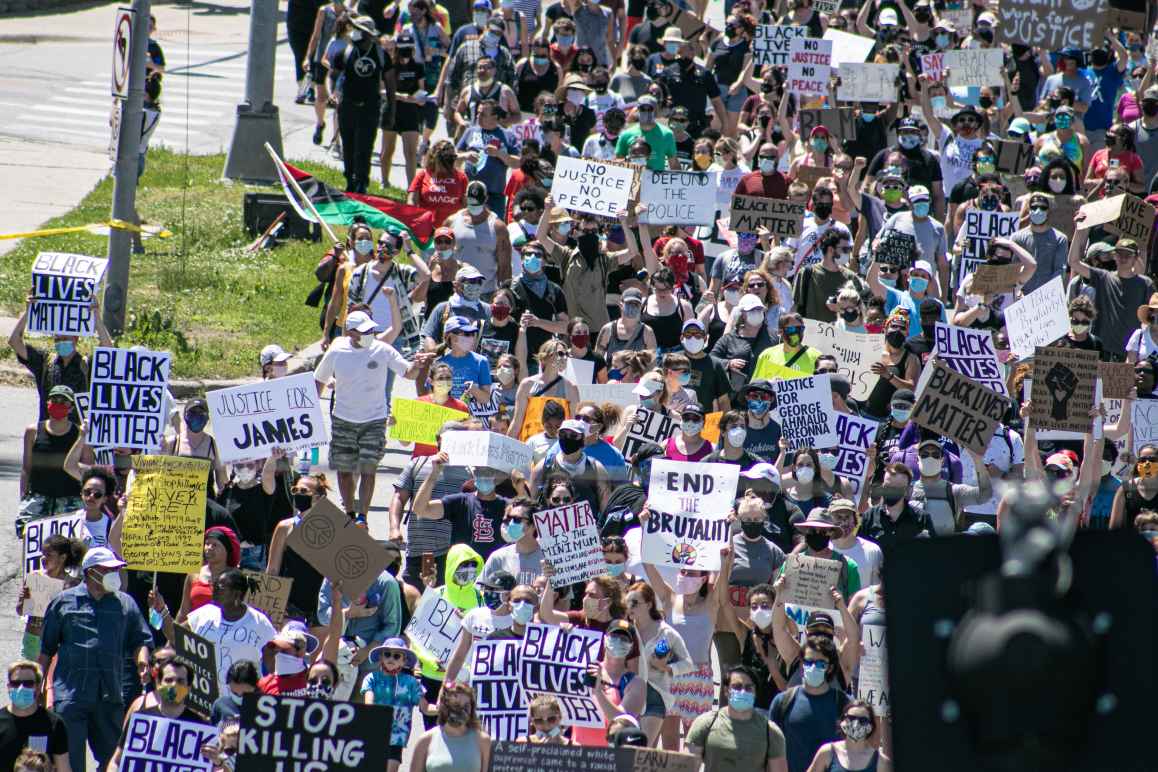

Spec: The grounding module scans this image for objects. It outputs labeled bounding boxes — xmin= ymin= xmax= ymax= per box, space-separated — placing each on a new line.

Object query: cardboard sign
xmin=877 ymin=229 xmax=917 ymax=269
xmin=405 ymin=587 xmax=465 ymax=667
xmin=752 ymin=25 xmax=807 ymax=66
xmin=774 ymin=374 xmax=839 ymax=449
xmin=968 ymin=263 xmax=1023 ymax=297
xmin=834 ymin=413 xmax=879 ymax=504
xmin=1078 ymin=193 xmax=1155 ymax=244
xmin=470 ymin=639 xmax=528 ymax=741
xmin=27 ymin=252 xmax=108 ymax=336
xmin=87 ymin=346 xmax=172 ymax=450
xmin=1101 ymin=0 xmax=1149 ymax=33
xmin=999 ymin=0 xmax=1107 ymax=50
xmin=994 ymin=140 xmax=1034 ymax=177
xmin=933 ymin=323 xmax=1009 ymax=397
xmin=622 ymin=406 xmax=677 ymax=460
xmin=520 ymin=623 xmax=604 ymax=727
xmin=518 ymin=396 xmax=569 ymax=442
xmin=811 ymin=0 xmax=837 ymax=12
xmin=172 ymin=625 xmax=220 ymax=719
xmin=1005 ymin=276 xmax=1069 ymax=359
xmin=782 ymin=553 xmax=841 ymax=609
xmin=489 ymin=742 xmax=700 ymax=772
xmin=1047 ymin=196 xmax=1079 ymax=239
xmin=822 ymin=29 xmax=876 ymax=66
xmin=552 ymin=156 xmax=635 ymax=217
xmin=912 ymin=360 xmax=1010 ymax=455
xmin=534 ymin=501 xmax=606 ymax=589
xmin=206 ymin=372 xmax=327 ymax=464
xmin=1030 ymin=346 xmax=1099 ymax=433
xmin=729 ymin=195 xmax=805 ymax=237
xmin=798 ymin=108 xmax=857 ymax=145
xmin=284 ymin=498 xmax=393 ymax=598
xmin=857 ymin=623 xmax=890 ymax=717
xmin=23 ymin=512 xmax=86 ymax=574
xmin=441 ymin=430 xmax=534 ymax=476
xmin=639 ymin=170 xmax=717 ymax=225
xmin=238 ymin=694 xmax=390 ymax=772
xmin=1131 ymin=398 xmax=1158 ymax=452
xmin=23 ymin=573 xmax=65 ymax=618
xmin=241 ymin=571 xmax=293 ymax=628
xmin=836 ymin=63 xmax=898 ymax=103
xmin=1099 ymin=361 xmax=1136 ymax=400
xmin=959 ymin=210 xmax=1019 ymax=290
xmin=388 ymin=397 xmax=469 ymax=445
xmin=787 ymin=38 xmax=833 ymax=97
xmin=802 ymin=320 xmax=882 ymax=402
xmin=120 ymin=455 xmax=209 ymax=573
xmin=793 ymin=164 xmax=831 ymax=190
xmin=119 ymin=713 xmax=216 ymax=772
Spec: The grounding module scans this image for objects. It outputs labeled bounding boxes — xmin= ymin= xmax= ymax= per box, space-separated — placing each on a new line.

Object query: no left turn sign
xmin=112 ymin=7 xmax=135 ymax=99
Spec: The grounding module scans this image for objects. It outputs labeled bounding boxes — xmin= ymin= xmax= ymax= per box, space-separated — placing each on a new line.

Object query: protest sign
xmin=994 ymin=139 xmax=1034 ymax=177
xmin=1132 ymin=398 xmax=1158 ymax=452
xmin=701 ymin=411 xmax=723 ymax=445
xmin=238 ymin=694 xmax=390 ymax=772
xmin=919 ymin=51 xmax=946 ymax=81
xmin=518 ymin=396 xmax=569 ymax=441
xmin=1046 ymin=196 xmax=1079 ymax=239
xmin=406 ymin=587 xmax=465 ymax=667
xmin=938 ymin=49 xmax=1004 ymax=87
xmin=87 ymin=346 xmax=171 ymax=450
xmin=793 ymin=165 xmax=831 ymax=190
xmin=1101 ymin=0 xmax=1148 ymax=33
xmin=172 ymin=625 xmax=220 ymax=719
xmin=622 ymin=406 xmax=677 ymax=459
xmin=642 ymin=461 xmax=737 ymax=571
xmin=206 ymin=372 xmax=327 ymax=464
xmin=22 ymin=573 xmax=65 ymax=618
xmin=241 ymin=571 xmax=293 ymax=627
xmin=803 ymin=320 xmax=881 ymax=402
xmin=489 ymin=742 xmax=700 ymax=772
xmin=639 ymin=170 xmax=717 ymax=225
xmin=22 ymin=511 xmax=85 ymax=574
xmin=999 ymin=0 xmax=1107 ymax=50
xmin=934 ymin=323 xmax=1009 ymax=397
xmin=27 ymin=252 xmax=108 ymax=336
xmin=387 ymin=397 xmax=469 ymax=445
xmin=1005 ymin=276 xmax=1069 ymax=359
xmin=729 ymin=195 xmax=805 ymax=237
xmin=470 ymin=639 xmax=528 ymax=741
xmin=1030 ymin=347 xmax=1099 ymax=433
xmin=811 ymin=0 xmax=837 ymax=11
xmin=858 ymin=623 xmax=890 ymax=717
xmin=836 ymin=63 xmax=898 ymax=103
xmin=774 ymin=374 xmax=838 ymax=449
xmin=912 ymin=360 xmax=1010 ymax=455
xmin=834 ymin=413 xmax=879 ymax=504
xmin=822 ymin=29 xmax=876 ymax=66
xmin=285 ymin=497 xmax=393 ymax=598
xmin=441 ymin=430 xmax=534 ymax=476
xmin=876 ymin=229 xmax=916 ymax=269
xmin=520 ymin=623 xmax=604 ymax=727
xmin=552 ymin=156 xmax=635 ymax=217
xmin=670 ymin=7 xmax=706 ymax=40
xmin=959 ymin=209 xmax=1019 ymax=288
xmin=752 ymin=25 xmax=807 ymax=66
xmin=119 ymin=713 xmax=216 ymax=772
xmin=1078 ymin=193 xmax=1155 ymax=243
xmin=1099 ymin=361 xmax=1136 ymax=400
xmin=968 ymin=263 xmax=1023 ymax=297
xmin=782 ymin=553 xmax=841 ymax=609
xmin=565 ymin=356 xmax=595 ymax=386
xmin=577 ymin=383 xmax=637 ymax=407
xmin=120 ymin=455 xmax=208 ymax=573
xmin=798 ymin=108 xmax=857 ymax=145
xmin=534 ymin=501 xmax=605 ymax=589
xmin=787 ymin=38 xmax=832 ymax=97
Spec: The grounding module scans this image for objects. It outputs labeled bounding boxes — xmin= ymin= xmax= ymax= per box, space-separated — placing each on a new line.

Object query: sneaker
xmin=313 ymin=123 xmax=325 ymax=145
xmin=304 ymin=86 xmax=316 ymax=105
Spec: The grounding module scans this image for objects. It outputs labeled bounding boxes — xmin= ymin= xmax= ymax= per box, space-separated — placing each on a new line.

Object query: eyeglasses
xmin=747 ymin=281 xmax=767 ymax=289
xmin=8 ymin=679 xmax=35 ymax=689
xmin=81 ymin=488 xmax=106 ymax=499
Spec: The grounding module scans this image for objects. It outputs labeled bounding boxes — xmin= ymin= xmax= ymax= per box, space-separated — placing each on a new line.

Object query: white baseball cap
xmin=81 ymin=547 xmax=127 ymax=571
xmin=345 ymin=311 xmax=377 ymax=333
xmin=259 ymin=344 xmax=292 ymax=367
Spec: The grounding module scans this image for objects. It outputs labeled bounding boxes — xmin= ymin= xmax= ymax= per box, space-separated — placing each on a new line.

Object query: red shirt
xmin=735 ymin=170 xmax=788 ymax=199
xmin=550 ymin=44 xmax=578 ymax=72
xmin=653 ymin=234 xmax=706 ymax=268
xmin=411 ymin=394 xmax=470 ymax=457
xmin=258 ymin=670 xmax=307 ymax=695
xmin=504 ymin=169 xmax=536 ymax=222
xmin=409 ymin=169 xmax=468 ymax=227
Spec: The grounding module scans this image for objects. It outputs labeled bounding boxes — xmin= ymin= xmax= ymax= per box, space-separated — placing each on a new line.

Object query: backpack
xmin=772 ymin=685 xmax=851 ymax=731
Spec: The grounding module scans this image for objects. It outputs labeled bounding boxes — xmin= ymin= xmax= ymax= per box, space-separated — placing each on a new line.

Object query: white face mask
xmin=919 ymin=456 xmax=943 ymax=477
xmin=724 ymin=289 xmax=741 ymax=305
xmin=93 ymin=570 xmax=121 ymax=593
xmin=511 ymin=600 xmax=535 ymax=625
xmin=468 ymin=203 xmax=486 ymax=216
xmin=1047 ymin=177 xmax=1067 ymax=193
xmin=819 ymin=452 xmax=838 ymax=470
xmin=674 ymin=573 xmax=705 ymax=595
xmin=745 ymin=310 xmax=765 ymax=327
xmin=1029 ymin=208 xmax=1048 ymax=225
xmin=795 ymin=466 xmax=815 ymax=484
xmin=683 ymin=337 xmax=705 ymax=354
xmin=727 ymin=427 xmax=747 ymax=447
xmin=497 ymin=366 xmax=515 ymax=384
xmin=751 ymin=608 xmax=774 ymax=629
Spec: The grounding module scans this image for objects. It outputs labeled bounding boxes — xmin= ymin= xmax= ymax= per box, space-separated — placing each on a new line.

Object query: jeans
xmin=240 ymin=544 xmax=268 ymax=571
xmin=57 ymin=700 xmax=125 ymax=771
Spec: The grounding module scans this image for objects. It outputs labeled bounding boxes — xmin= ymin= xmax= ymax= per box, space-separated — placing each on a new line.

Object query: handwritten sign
xmin=623 ymin=406 xmax=677 ymax=459
xmin=1047 ymin=196 xmax=1079 ymax=239
xmin=857 ymin=623 xmax=889 ymax=716
xmin=1078 ymin=193 xmax=1155 ymax=244
xmin=959 ymin=209 xmax=1019 ymax=289
xmin=803 ymin=320 xmax=881 ymax=402
xmin=1005 ymin=276 xmax=1069 ymax=359
xmin=284 ymin=497 xmax=393 ymax=598
xmin=995 ymin=140 xmax=1034 ymax=177
xmin=22 ymin=573 xmax=65 ymax=618
xmin=912 ymin=360 xmax=1010 ymax=455
xmin=120 ymin=713 xmax=216 ymax=772
xmin=933 ymin=323 xmax=1009 ymax=397
xmin=172 ymin=625 xmax=220 ymax=719
xmin=23 ymin=512 xmax=85 ymax=574
xmin=406 ymin=587 xmax=465 ymax=667
xmin=121 ymin=455 xmax=209 ymax=573
xmin=489 ymin=743 xmax=700 ymax=772
xmin=470 ymin=639 xmax=528 ymax=741
xmin=388 ymin=398 xmax=469 ymax=445
xmin=999 ymin=0 xmax=1107 ymax=50
xmin=834 ymin=413 xmax=879 ymax=504
xmin=648 ymin=460 xmax=740 ymax=518
xmin=27 ymin=252 xmax=108 ymax=336
xmin=782 ymin=553 xmax=841 ymax=609
xmin=1132 ymin=398 xmax=1158 ymax=452
xmin=552 ymin=156 xmax=635 ymax=217
xmin=520 ymin=623 xmax=604 ymax=727
xmin=1030 ymin=346 xmax=1099 ymax=433
xmin=729 ymin=195 xmax=805 ymax=237
xmin=577 ymin=383 xmax=638 ymax=407
xmin=241 ymin=571 xmax=293 ymax=628
xmin=774 ymin=374 xmax=838 ymax=449
xmin=642 ymin=461 xmax=737 ymax=571
xmin=639 ymin=170 xmax=717 ymax=225
xmin=877 ymin=229 xmax=916 ymax=269
xmin=753 ymin=25 xmax=807 ymax=66
xmin=534 ymin=501 xmax=606 ymax=588
xmin=1099 ymin=361 xmax=1136 ymax=400
xmin=87 ymin=346 xmax=172 ymax=450
xmin=787 ymin=38 xmax=832 ymax=97
xmin=836 ymin=63 xmax=898 ymax=103
xmin=925 ymin=49 xmax=1004 ymax=87
xmin=207 ymin=372 xmax=327 ymax=464
xmin=798 ymin=108 xmax=857 ymax=144
xmin=969 ymin=263 xmax=1023 ymax=297
xmin=441 ymin=430 xmax=533 ymax=476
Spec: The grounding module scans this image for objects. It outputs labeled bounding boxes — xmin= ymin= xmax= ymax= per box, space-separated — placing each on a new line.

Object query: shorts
xmin=310 ymin=62 xmax=327 ymax=84
xmin=720 ymin=83 xmax=748 ymax=113
xmin=329 ymin=416 xmax=387 ymax=473
xmin=389 ymin=102 xmax=421 ymax=133
xmin=643 ymin=683 xmax=666 ymax=718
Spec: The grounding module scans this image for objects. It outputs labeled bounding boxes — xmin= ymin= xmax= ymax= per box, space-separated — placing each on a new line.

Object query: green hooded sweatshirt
xmin=415 ymin=543 xmax=483 ymax=680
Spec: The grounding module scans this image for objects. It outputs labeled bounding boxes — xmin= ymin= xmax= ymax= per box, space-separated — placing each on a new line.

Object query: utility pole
xmin=104 ymin=0 xmax=151 ymax=337
xmin=223 ymin=0 xmax=283 ymax=183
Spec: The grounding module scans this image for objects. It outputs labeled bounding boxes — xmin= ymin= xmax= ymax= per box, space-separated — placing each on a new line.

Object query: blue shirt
xmin=362 ymin=670 xmax=425 ymax=746
xmin=40 ymin=584 xmax=152 ymax=705
xmin=316 ymin=570 xmax=402 ymax=647
xmin=1082 ymin=65 xmax=1126 ymax=131
xmin=1040 ymin=71 xmax=1092 ymax=107
xmin=438 ymin=351 xmax=493 ymax=399
xmin=770 ymin=687 xmax=844 ymax=772
xmin=885 ymin=286 xmax=944 ymax=338
xmin=547 ymin=438 xmax=629 ymax=482
xmin=456 ymin=126 xmax=518 ymax=195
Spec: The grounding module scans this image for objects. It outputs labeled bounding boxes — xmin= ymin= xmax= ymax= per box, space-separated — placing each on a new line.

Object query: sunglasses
xmin=503 ymin=516 xmax=529 ymax=524
xmin=81 ymin=488 xmax=106 ymax=498
xmin=380 ymin=651 xmax=405 ymax=661
xmin=549 ymin=496 xmax=573 ymax=505
xmin=307 ymin=678 xmax=333 ymax=687
xmin=784 ymin=326 xmax=803 ymax=336
xmin=8 ymin=679 xmax=35 ymax=689
xmin=747 ymin=281 xmax=767 ymax=288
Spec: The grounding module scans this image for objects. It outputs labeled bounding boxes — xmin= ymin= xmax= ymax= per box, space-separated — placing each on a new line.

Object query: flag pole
xmin=264 ymin=143 xmax=340 ymax=243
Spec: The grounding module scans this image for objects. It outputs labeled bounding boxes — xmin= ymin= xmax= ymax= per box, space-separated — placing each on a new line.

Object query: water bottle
xmin=654 ymin=637 xmax=670 ymax=658
xmin=148 ymin=607 xmax=164 ymax=630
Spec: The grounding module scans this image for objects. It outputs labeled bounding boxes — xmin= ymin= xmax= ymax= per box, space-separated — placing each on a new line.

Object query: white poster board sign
xmin=533 ymin=501 xmax=606 ymax=588
xmin=86 ymin=346 xmax=172 ymax=451
xmin=520 ymin=624 xmax=604 ymax=727
xmin=753 ymin=25 xmax=807 ymax=66
xmin=206 ymin=372 xmax=328 ymax=463
xmin=552 ymin=156 xmax=635 ymax=217
xmin=441 ymin=430 xmax=533 ymax=476
xmin=774 ymin=373 xmax=839 ymax=449
xmin=822 ymin=29 xmax=876 ymax=66
xmin=787 ymin=38 xmax=833 ymax=97
xmin=1004 ymin=276 xmax=1069 ymax=359
xmin=405 ymin=587 xmax=464 ymax=667
xmin=642 ymin=461 xmax=737 ymax=571
xmin=858 ymin=623 xmax=890 ymax=716
xmin=470 ymin=639 xmax=528 ymax=741
xmin=837 ymin=63 xmax=899 ymax=102
xmin=639 ymin=170 xmax=717 ymax=225
xmin=802 ymin=320 xmax=882 ymax=402
xmin=28 ymin=252 xmax=108 ymax=336
xmin=933 ymin=323 xmax=1009 ymax=397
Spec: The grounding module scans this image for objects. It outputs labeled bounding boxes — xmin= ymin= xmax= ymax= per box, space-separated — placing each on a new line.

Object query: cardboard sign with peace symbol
xmin=285 ymin=498 xmax=392 ymax=598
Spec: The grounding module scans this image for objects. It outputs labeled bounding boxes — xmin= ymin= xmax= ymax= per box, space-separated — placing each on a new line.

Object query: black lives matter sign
xmin=28 ymin=252 xmax=108 ymax=336
xmin=87 ymin=346 xmax=171 ymax=450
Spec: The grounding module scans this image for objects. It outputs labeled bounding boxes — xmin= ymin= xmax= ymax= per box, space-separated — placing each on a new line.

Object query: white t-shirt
xmin=834 ymin=537 xmax=883 ymax=587
xmin=186 ymin=604 xmax=278 ymax=692
xmin=959 ymin=426 xmax=1025 ymax=516
xmin=314 ymin=337 xmax=410 ymax=423
xmin=1126 ymin=327 xmax=1158 ymax=361
xmin=937 ymin=125 xmax=983 ymax=197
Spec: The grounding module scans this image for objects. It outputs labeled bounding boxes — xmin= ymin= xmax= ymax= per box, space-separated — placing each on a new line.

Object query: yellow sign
xmin=702 ymin=411 xmax=723 ymax=444
xmin=520 ymin=396 xmax=570 ymax=442
xmin=121 ymin=455 xmax=209 ymax=573
xmin=389 ymin=398 xmax=469 ymax=445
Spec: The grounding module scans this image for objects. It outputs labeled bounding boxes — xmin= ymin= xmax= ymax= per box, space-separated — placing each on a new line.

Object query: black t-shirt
xmin=599 ymin=483 xmax=646 ymax=535
xmin=711 ymin=38 xmax=749 ymax=86
xmin=657 ymin=62 xmax=720 ymax=127
xmin=479 ymin=318 xmax=520 ymax=368
xmin=442 ymin=492 xmax=509 ymax=559
xmin=686 ymin=353 xmax=730 ymax=411
xmin=0 ymin=708 xmax=68 ymax=769
xmin=867 ymin=145 xmax=943 ymax=189
xmin=575 ymin=350 xmax=608 ymax=382
xmin=216 ymin=480 xmax=275 ymax=547
xmin=1051 ymin=332 xmax=1105 ymax=360
xmin=563 ymin=105 xmax=597 ymax=151
xmin=544 ymin=0 xmax=576 ymax=24
xmin=335 ymin=42 xmax=393 ymax=103
xmin=395 ymin=58 xmax=425 ymax=96
xmin=628 ymin=20 xmax=668 ymax=54
xmin=515 ymin=60 xmax=560 ymax=113
xmin=842 ymin=115 xmax=888 ymax=164
xmin=674 ymin=133 xmax=695 ymax=168
xmin=511 ymin=277 xmax=569 ymax=359
xmin=17 ymin=346 xmax=90 ymax=422
xmin=903 ymin=332 xmax=935 ymax=368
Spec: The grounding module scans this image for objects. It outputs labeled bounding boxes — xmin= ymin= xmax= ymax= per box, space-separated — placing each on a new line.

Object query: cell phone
xmin=581 ymin=671 xmax=598 ymax=688
xmin=421 ymin=552 xmax=435 ymax=576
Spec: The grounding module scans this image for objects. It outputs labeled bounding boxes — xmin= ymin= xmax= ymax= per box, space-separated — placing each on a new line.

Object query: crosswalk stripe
xmin=15 ymin=112 xmax=210 ymax=136
xmin=61 ymin=87 xmax=239 ymax=111
xmin=42 ymin=96 xmax=220 ymax=123
xmin=0 ymin=122 xmax=208 ymax=144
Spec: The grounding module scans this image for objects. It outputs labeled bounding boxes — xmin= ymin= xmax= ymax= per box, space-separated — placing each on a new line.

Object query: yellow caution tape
xmin=0 ymin=220 xmax=173 ymax=241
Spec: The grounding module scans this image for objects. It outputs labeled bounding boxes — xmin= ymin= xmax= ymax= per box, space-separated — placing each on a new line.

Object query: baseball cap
xmin=966 ymin=522 xmax=997 ymax=535
xmin=607 ymin=619 xmax=634 ymax=638
xmin=632 ymin=376 xmax=663 ymax=397
xmin=679 ymin=403 xmax=705 ymax=418
xmin=913 ymin=258 xmax=935 ymax=276
xmin=560 ymin=418 xmax=587 ymax=435
xmin=896 ymin=117 xmax=921 ymax=132
xmin=455 ymin=264 xmax=484 ymax=282
xmin=260 ymin=344 xmax=292 ymax=367
xmin=737 ymin=293 xmax=765 ymax=311
xmin=1143 ymin=86 xmax=1158 ymax=102
xmin=345 ymin=311 xmax=376 ymax=333
xmin=877 ymin=7 xmax=899 ymax=25
xmin=47 ymin=384 xmax=76 ymax=403
xmin=277 ymin=620 xmax=321 ymax=654
xmin=472 ymin=0 xmax=492 ymax=9
xmin=81 ymin=546 xmax=126 ymax=571
xmin=1086 ymin=241 xmax=1115 ymax=261
xmin=977 ymin=11 xmax=998 ymax=26
xmin=1116 ymin=238 xmax=1140 ymax=254
xmin=637 ymin=94 xmax=658 ymax=110
xmin=682 ymin=319 xmax=706 ymax=334
xmin=743 ymin=379 xmax=775 ymax=397
xmin=466 ymin=181 xmax=487 ymax=205
xmin=829 ymin=498 xmax=856 ymax=516
xmin=486 ymin=15 xmax=505 ymax=32
xmin=445 ymin=316 xmax=480 ymax=335
xmin=621 ymin=288 xmax=644 ymax=304
xmin=806 ymin=611 xmax=836 ymax=636
xmin=891 ymin=388 xmax=916 ymax=405
xmin=1007 ymin=117 xmax=1033 ymax=138
xmin=1045 ymin=452 xmax=1076 ymax=473
xmin=478 ymin=570 xmax=516 ymax=591
xmin=740 ymin=462 xmax=781 ymax=488
xmin=434 ymin=226 xmax=455 ymax=242
xmin=908 ymin=185 xmax=931 ymax=202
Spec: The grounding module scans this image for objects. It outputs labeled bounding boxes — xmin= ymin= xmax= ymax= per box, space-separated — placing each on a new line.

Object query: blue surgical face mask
xmin=891 ymin=407 xmax=911 ymax=423
xmin=502 ymin=520 xmax=525 ymax=543
xmin=1055 ymin=113 xmax=1072 ymax=129
xmin=728 ymin=688 xmax=756 ymax=711
xmin=523 ymin=254 xmax=543 ymax=274
xmin=475 ymin=476 xmax=496 ymax=495
xmin=803 ymin=661 xmax=828 ymax=687
xmin=880 ymin=276 xmax=896 ymax=288
xmin=511 ymin=600 xmax=535 ymax=624
xmin=909 ymin=276 xmax=929 ymax=293
xmin=606 ymin=562 xmax=626 ymax=577
xmin=9 ymin=686 xmax=36 ymax=710
xmin=228 ymin=691 xmax=244 ymax=705
xmin=54 ymin=340 xmax=75 ymax=357
xmin=677 ymin=372 xmax=692 ymax=386
xmin=533 ymin=55 xmax=549 ymax=67
xmin=748 ymin=399 xmax=770 ymax=415
xmin=930 ymin=95 xmax=946 ymax=111
xmin=912 ymin=201 xmax=930 ymax=218
xmin=862 ymin=112 xmax=876 ymax=122
xmin=935 ymin=33 xmax=950 ymax=49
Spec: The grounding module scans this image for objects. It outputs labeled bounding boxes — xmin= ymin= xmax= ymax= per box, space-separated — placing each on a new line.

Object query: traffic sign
xmin=112 ymin=7 xmax=135 ymax=99
xmin=108 ymin=99 xmax=123 ymax=161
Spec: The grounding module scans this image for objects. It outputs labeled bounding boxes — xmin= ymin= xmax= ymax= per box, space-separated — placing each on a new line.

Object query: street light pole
xmin=223 ymin=0 xmax=283 ymax=183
